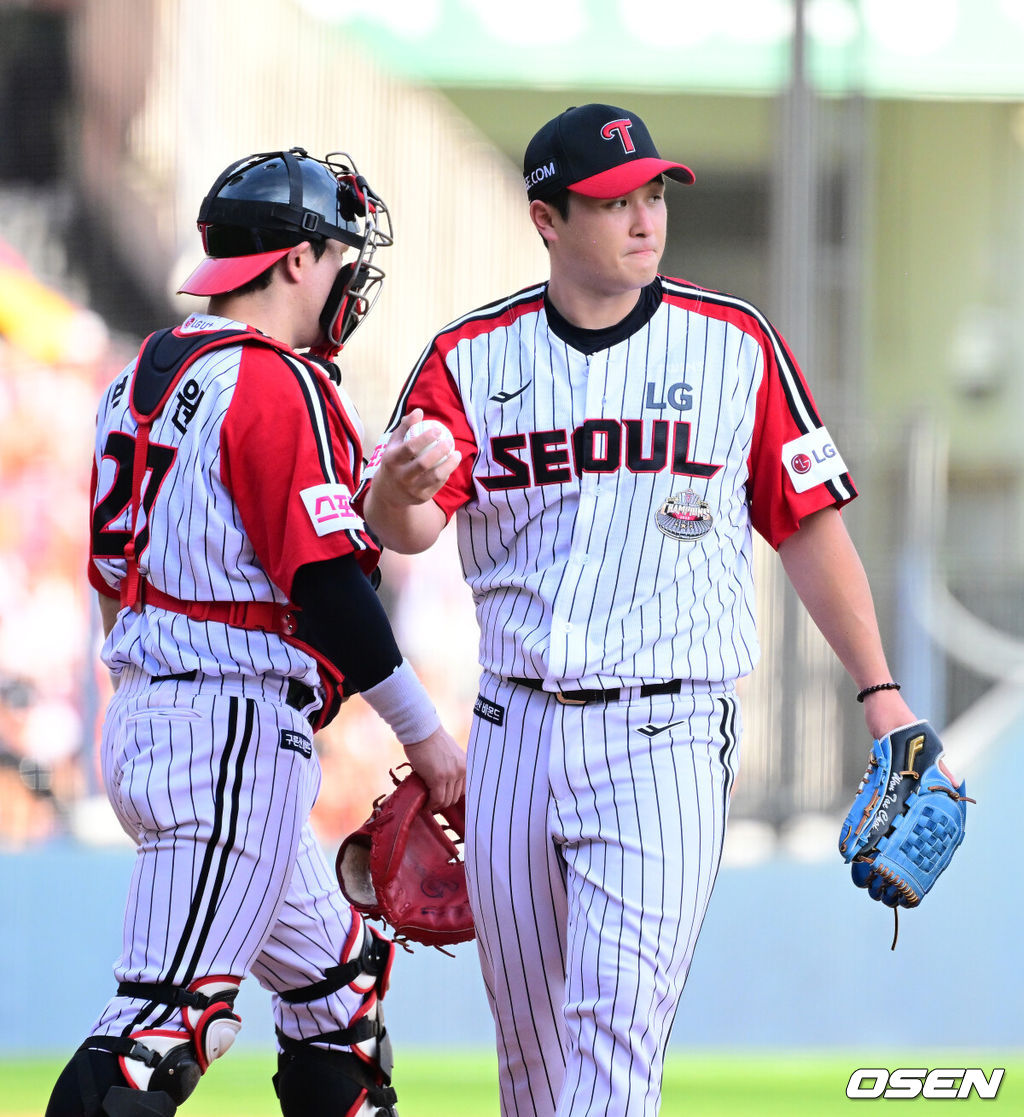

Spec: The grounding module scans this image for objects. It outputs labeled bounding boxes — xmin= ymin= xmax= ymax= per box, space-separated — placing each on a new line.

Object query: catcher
xmin=46 ymin=147 xmax=466 ymax=1117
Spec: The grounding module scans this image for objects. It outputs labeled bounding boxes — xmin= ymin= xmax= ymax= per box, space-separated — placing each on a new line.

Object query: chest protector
xmin=117 ymin=325 xmax=349 ymax=730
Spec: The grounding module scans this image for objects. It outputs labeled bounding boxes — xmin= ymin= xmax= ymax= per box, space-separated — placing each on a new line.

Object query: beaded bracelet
xmin=856 ymin=681 xmax=901 ymax=703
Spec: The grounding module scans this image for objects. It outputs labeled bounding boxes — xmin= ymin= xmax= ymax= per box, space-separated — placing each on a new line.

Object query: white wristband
xmin=361 ymin=659 xmax=441 ymax=745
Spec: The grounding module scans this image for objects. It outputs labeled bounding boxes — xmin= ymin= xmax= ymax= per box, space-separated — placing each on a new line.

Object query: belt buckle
xmin=555 ymin=691 xmax=587 ymax=706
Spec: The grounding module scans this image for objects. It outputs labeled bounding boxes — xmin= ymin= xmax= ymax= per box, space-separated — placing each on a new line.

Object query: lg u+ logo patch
xmin=846 ymin=1067 xmax=1004 ymax=1100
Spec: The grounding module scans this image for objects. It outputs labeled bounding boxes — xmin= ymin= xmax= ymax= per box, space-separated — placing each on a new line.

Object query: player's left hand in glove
xmin=839 ymin=720 xmax=972 ymax=909
xmin=337 ymin=767 xmax=475 ymax=950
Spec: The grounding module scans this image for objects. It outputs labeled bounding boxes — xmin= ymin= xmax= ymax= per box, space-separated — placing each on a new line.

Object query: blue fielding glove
xmin=839 ymin=721 xmax=971 ymax=908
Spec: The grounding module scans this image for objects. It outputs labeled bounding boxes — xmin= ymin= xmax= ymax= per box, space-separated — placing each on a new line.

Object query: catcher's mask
xmin=178 ymin=147 xmax=393 ymax=353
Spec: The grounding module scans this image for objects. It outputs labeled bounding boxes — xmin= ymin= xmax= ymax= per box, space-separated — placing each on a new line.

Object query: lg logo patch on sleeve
xmin=782 ymin=426 xmax=847 ymax=493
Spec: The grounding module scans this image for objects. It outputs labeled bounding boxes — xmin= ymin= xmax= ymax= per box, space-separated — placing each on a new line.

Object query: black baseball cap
xmin=523 ymin=104 xmax=695 ymax=202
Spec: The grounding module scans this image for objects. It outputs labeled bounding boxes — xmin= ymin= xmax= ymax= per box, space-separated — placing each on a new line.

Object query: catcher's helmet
xmin=179 ymin=147 xmax=393 ymax=350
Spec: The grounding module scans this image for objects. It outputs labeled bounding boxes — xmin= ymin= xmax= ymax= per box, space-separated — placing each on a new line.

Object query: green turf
xmin=3 ymin=1050 xmax=1021 ymax=1114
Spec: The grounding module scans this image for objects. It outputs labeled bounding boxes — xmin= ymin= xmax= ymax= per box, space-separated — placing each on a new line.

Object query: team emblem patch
xmin=655 ymin=489 xmax=714 ymax=542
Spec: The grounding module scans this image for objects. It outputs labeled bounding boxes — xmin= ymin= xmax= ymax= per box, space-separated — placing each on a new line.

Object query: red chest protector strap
xmin=124 ymin=583 xmax=300 ymax=637
xmin=117 ymin=327 xmax=347 ymax=730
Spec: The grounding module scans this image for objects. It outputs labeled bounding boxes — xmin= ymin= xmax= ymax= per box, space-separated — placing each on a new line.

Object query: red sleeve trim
xmin=662 ymin=280 xmax=857 ymax=550
xmin=221 ymin=346 xmax=380 ymax=597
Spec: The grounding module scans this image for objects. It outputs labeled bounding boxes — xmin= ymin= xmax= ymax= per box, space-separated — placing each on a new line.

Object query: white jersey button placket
xmin=555 ymin=350 xmax=609 ymax=681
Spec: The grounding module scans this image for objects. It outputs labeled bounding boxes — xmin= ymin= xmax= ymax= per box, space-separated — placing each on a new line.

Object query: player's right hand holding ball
xmin=382 ymin=408 xmax=462 ymax=505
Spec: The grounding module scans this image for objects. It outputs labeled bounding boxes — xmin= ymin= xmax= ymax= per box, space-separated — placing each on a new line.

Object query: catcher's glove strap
xmin=277 ymin=931 xmax=392 ymax=1005
xmin=510 ymin=676 xmax=683 ymax=705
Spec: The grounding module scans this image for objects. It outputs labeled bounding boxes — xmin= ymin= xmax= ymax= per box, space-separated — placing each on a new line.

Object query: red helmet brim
xmin=177 ymin=247 xmax=292 ymax=296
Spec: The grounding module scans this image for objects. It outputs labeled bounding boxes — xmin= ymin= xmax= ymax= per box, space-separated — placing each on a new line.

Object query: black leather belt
xmin=150 ymin=670 xmax=315 ymax=712
xmin=508 ymin=677 xmax=683 ymax=706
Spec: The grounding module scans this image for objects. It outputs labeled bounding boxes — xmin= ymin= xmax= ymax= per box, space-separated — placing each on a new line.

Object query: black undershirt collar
xmin=543 ymin=278 xmax=663 ymax=355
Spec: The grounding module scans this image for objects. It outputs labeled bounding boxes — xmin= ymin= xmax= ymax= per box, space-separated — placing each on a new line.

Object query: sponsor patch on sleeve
xmin=782 ymin=427 xmax=848 ymax=494
xmin=300 ymin=483 xmax=365 ymax=537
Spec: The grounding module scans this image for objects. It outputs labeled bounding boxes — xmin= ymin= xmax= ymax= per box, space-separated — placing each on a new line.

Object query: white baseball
xmin=404 ymin=419 xmax=455 ymax=466
xmin=404 ymin=419 xmax=454 ymax=448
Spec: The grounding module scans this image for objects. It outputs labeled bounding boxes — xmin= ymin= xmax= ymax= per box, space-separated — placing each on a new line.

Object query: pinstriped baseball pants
xmin=88 ymin=667 xmax=369 ymax=1051
xmin=465 ymin=673 xmax=740 ymax=1117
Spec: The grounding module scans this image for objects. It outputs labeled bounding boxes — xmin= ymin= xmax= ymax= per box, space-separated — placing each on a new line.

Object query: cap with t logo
xmin=523 ymin=103 xmax=695 ymax=202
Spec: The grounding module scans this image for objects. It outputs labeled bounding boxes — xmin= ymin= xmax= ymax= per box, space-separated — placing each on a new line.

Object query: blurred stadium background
xmin=0 ymin=0 xmax=1021 ymax=1102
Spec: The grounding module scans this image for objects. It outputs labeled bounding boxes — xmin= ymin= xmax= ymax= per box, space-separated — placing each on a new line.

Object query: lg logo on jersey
xmin=791 ymin=444 xmax=836 ymax=475
xmin=481 ymin=419 xmax=720 ymax=491
xmin=846 ymin=1068 xmax=1004 ymax=1100
xmin=782 ymin=428 xmax=847 ymax=494
xmin=645 ymin=381 xmax=692 ymax=411
xmin=790 ymin=453 xmax=812 ymax=474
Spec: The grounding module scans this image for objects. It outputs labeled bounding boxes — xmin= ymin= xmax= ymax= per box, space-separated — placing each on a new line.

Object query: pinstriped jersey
xmin=88 ymin=313 xmax=379 ymax=684
xmin=365 ymin=276 xmax=856 ymax=688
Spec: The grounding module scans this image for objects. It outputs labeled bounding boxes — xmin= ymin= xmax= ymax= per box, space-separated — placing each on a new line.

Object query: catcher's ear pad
xmin=338 ymin=837 xmax=377 ymax=908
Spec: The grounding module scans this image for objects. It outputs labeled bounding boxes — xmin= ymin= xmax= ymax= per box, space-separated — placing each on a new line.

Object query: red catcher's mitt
xmin=336 ymin=768 xmax=475 ymax=949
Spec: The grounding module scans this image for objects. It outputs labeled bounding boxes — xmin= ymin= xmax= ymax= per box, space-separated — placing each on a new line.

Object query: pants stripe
xmin=125 ymin=695 xmax=254 ymax=1033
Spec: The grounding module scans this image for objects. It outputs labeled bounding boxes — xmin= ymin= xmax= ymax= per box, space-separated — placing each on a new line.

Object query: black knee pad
xmin=44 ymin=1045 xmax=177 ymax=1117
xmin=274 ymin=1044 xmax=397 ymax=1117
